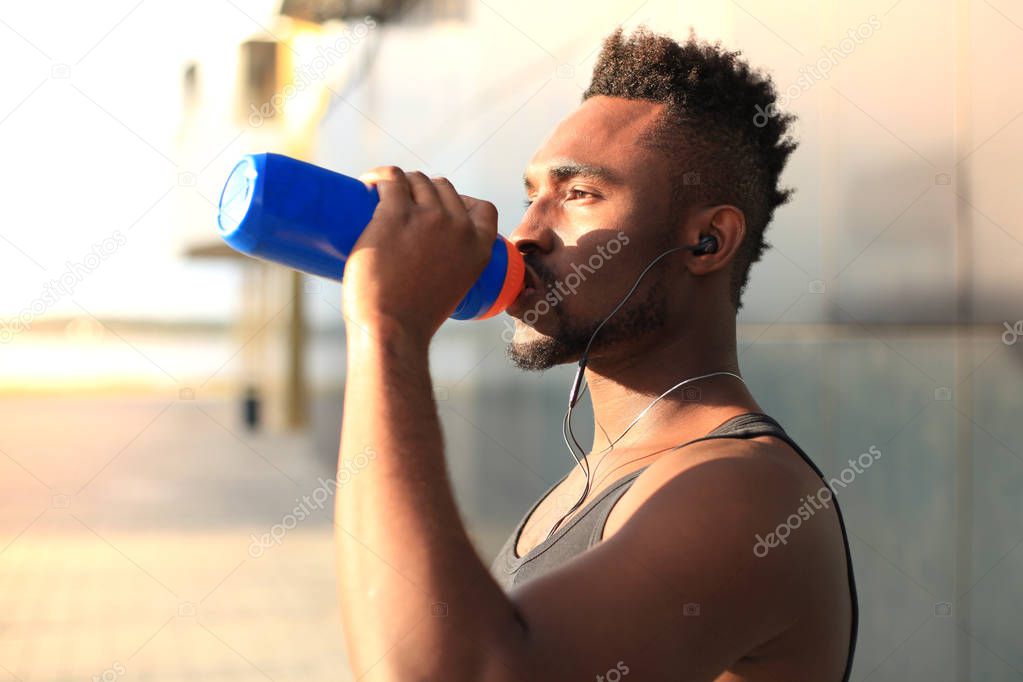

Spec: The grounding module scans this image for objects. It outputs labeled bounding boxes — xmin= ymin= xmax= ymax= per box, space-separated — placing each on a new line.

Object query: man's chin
xmin=504 ymin=325 xmax=580 ymax=371
xmin=506 ymin=339 xmax=568 ymax=371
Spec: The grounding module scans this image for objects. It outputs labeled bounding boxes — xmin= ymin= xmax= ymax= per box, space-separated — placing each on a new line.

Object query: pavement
xmin=0 ymin=395 xmax=352 ymax=682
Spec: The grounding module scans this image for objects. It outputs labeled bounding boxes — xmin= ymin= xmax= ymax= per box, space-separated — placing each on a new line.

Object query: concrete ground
xmin=0 ymin=395 xmax=351 ymax=682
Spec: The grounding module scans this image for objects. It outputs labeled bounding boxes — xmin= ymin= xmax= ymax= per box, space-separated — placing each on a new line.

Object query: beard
xmin=505 ymin=259 xmax=670 ymax=371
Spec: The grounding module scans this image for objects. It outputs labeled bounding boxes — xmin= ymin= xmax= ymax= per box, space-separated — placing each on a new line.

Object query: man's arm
xmin=335 ymin=318 xmax=530 ymax=680
xmin=334 ymin=166 xmax=531 ymax=680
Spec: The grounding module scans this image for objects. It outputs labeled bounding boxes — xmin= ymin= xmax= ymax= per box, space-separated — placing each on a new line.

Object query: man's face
xmin=505 ymin=96 xmax=684 ymax=371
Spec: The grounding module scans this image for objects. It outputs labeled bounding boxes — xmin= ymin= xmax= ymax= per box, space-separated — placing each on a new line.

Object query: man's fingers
xmin=359 ymin=165 xmax=407 ymax=189
xmin=431 ymin=176 xmax=468 ymax=217
xmin=460 ymin=195 xmax=499 ymax=239
xmin=406 ymin=171 xmax=442 ymax=209
xmin=359 ymin=166 xmax=411 ymax=214
xmin=356 ymin=168 xmax=494 ymax=241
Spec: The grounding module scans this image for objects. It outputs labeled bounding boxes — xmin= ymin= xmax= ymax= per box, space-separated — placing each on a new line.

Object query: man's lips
xmin=509 ymin=263 xmax=543 ymax=313
xmin=520 ymin=263 xmax=541 ymax=297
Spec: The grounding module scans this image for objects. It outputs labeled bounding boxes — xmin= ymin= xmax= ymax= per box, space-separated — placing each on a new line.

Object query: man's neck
xmin=581 ymin=317 xmax=760 ymax=456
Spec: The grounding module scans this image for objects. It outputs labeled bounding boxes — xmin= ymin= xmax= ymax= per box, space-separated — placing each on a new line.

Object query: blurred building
xmin=169 ymin=2 xmax=1023 ymax=680
xmin=3 ymin=2 xmax=1020 ymax=680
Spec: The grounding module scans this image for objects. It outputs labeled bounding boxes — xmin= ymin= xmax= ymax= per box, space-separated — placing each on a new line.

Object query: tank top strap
xmin=678 ymin=411 xmax=788 ymax=444
xmin=676 ymin=412 xmax=835 ymax=486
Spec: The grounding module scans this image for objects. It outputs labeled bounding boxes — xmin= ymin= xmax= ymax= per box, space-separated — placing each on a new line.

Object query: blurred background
xmin=1 ymin=0 xmax=1021 ymax=679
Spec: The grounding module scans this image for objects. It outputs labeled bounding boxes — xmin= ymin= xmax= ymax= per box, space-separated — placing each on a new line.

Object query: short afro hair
xmin=583 ymin=26 xmax=797 ymax=312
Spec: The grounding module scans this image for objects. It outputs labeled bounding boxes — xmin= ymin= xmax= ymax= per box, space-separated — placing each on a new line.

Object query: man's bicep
xmin=500 ymin=458 xmax=802 ymax=682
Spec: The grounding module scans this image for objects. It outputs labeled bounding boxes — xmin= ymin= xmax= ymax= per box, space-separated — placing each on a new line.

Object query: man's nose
xmin=509 ymin=211 xmax=555 ymax=257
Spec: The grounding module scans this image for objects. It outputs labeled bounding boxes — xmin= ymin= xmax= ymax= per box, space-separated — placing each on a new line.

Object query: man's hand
xmin=342 ymin=166 xmax=499 ymax=344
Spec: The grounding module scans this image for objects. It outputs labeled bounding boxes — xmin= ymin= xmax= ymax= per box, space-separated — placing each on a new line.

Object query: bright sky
xmin=3 ymin=0 xmax=1017 ymax=331
xmin=0 ymin=0 xmax=282 ymax=323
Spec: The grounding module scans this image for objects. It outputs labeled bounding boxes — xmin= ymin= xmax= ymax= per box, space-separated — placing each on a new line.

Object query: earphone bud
xmin=691 ymin=234 xmax=718 ymax=255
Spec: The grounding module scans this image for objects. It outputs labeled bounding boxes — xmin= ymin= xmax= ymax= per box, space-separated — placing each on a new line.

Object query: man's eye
xmin=522 ymin=199 xmax=534 ymax=208
xmin=567 ymin=188 xmax=596 ymax=200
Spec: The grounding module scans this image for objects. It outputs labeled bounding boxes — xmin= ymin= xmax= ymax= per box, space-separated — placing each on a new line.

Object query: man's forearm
xmin=335 ymin=321 xmax=528 ymax=681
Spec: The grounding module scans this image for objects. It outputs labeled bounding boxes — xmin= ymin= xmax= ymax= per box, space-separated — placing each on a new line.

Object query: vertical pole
xmin=953 ymin=0 xmax=974 ymax=678
xmin=285 ymin=270 xmax=308 ymax=429
xmin=820 ymin=0 xmax=841 ymax=477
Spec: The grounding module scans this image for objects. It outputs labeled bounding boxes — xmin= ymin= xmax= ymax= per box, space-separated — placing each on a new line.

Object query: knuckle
xmin=470 ymin=201 xmax=498 ymax=229
xmin=378 ymin=165 xmax=405 ymax=180
xmin=360 ymin=166 xmax=404 ymax=184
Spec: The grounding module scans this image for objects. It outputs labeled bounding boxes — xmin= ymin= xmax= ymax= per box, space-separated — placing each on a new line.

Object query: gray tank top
xmin=489 ymin=411 xmax=858 ymax=682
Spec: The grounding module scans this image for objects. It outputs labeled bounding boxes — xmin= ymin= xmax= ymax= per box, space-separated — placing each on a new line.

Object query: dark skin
xmin=335 ymin=95 xmax=852 ymax=681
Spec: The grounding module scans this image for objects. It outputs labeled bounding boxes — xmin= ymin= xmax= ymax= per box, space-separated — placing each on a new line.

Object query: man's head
xmin=506 ymin=26 xmax=796 ymax=372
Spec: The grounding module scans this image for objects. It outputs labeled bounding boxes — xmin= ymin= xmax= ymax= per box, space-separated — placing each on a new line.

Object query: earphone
xmin=692 ymin=234 xmax=719 ymax=255
xmin=544 ymin=232 xmax=747 ymax=540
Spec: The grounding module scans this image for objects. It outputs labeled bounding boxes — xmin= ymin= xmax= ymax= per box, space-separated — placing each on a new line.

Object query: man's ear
xmin=683 ymin=204 xmax=745 ymax=275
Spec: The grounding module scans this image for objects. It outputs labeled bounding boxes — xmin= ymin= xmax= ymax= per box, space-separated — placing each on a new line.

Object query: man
xmin=335 ymin=26 xmax=857 ymax=681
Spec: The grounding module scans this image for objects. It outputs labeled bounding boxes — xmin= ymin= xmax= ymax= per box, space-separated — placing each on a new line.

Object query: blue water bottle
xmin=216 ymin=153 xmax=524 ymax=320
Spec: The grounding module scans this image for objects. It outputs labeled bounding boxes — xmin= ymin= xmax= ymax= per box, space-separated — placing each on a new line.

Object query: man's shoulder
xmin=604 ymin=435 xmax=836 ymax=571
xmin=580 ymin=437 xmax=835 ymax=646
